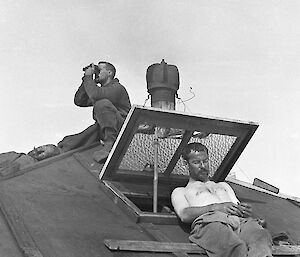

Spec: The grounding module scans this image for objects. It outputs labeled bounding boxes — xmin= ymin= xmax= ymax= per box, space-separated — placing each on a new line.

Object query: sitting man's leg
xmin=189 ymin=221 xmax=247 ymax=257
xmin=92 ymin=99 xmax=124 ymax=163
xmin=239 ymin=219 xmax=273 ymax=257
xmin=58 ymin=123 xmax=100 ymax=152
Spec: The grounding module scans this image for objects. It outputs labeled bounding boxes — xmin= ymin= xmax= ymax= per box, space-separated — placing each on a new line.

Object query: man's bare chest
xmin=184 ymin=181 xmax=230 ymax=205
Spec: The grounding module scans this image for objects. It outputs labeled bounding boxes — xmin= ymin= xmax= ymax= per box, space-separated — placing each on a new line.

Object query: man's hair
xmin=98 ymin=61 xmax=116 ymax=78
xmin=181 ymin=142 xmax=208 ymax=161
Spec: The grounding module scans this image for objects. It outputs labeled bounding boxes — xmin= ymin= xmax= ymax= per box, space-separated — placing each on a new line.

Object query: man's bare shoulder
xmin=171 ymin=186 xmax=190 ymax=215
xmin=171 ymin=186 xmax=186 ymax=196
xmin=171 ymin=186 xmax=188 ymax=203
xmin=218 ymin=181 xmax=233 ymax=190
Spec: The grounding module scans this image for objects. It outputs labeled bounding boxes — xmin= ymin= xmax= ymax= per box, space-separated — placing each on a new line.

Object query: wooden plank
xmin=272 ymin=245 xmax=300 ymax=255
xmin=0 ymin=190 xmax=44 ymax=257
xmin=138 ymin=212 xmax=178 ymax=225
xmin=134 ymin=105 xmax=258 ymax=126
xmin=138 ymin=107 xmax=258 ymax=137
xmin=139 ymin=223 xmax=192 ymax=257
xmin=104 ymin=239 xmax=300 ymax=255
xmin=104 ymin=239 xmax=202 ymax=253
xmin=111 ymin=169 xmax=188 ymax=185
xmin=163 ymin=130 xmax=194 ymax=177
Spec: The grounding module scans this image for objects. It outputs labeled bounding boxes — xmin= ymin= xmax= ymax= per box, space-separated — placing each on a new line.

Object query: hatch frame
xmin=99 ymin=105 xmax=259 ymax=224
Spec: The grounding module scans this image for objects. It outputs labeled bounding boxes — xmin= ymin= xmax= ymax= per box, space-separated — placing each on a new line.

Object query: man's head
xmin=182 ymin=142 xmax=209 ymax=182
xmin=95 ymin=61 xmax=116 ymax=85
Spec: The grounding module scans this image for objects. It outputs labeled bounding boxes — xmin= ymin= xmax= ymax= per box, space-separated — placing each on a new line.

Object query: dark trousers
xmin=92 ymin=99 xmax=124 ymax=142
xmin=58 ymin=99 xmax=124 ymax=152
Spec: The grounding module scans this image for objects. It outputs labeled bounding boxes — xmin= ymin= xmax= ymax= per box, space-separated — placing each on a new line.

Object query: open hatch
xmin=99 ymin=105 xmax=258 ymax=224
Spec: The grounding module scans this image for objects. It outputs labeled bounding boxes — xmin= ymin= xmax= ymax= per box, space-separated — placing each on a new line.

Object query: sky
xmin=1 ymin=0 xmax=300 ymax=198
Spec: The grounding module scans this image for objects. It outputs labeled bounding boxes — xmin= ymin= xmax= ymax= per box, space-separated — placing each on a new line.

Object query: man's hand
xmin=218 ymin=202 xmax=243 ymax=217
xmin=84 ymin=64 xmax=95 ymax=76
xmin=237 ymin=202 xmax=252 ymax=218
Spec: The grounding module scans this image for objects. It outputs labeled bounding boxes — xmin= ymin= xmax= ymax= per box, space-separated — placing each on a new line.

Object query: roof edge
xmin=133 ymin=105 xmax=259 ymax=126
xmin=226 ymin=177 xmax=300 ymax=203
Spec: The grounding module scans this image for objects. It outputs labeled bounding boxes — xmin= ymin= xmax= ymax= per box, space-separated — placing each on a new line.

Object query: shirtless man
xmin=171 ymin=142 xmax=272 ymax=257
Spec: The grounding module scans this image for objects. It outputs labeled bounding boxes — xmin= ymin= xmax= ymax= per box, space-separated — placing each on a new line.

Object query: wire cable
xmin=236 ymin=166 xmax=252 ymax=183
xmin=176 ymin=86 xmax=195 ymax=113
xmin=143 ymin=94 xmax=150 ymax=107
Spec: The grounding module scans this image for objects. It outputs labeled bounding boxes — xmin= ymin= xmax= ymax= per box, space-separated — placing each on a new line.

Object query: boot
xmin=93 ymin=141 xmax=114 ymax=163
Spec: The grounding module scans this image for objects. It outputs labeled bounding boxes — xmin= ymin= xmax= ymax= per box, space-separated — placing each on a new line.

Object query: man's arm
xmin=171 ymin=187 xmax=243 ymax=223
xmin=74 ymin=83 xmax=93 ymax=107
xmin=221 ymin=182 xmax=253 ymax=218
xmin=82 ymin=75 xmax=121 ymax=104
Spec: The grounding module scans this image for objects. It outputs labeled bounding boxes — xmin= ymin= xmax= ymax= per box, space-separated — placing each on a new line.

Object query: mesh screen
xmin=118 ymin=126 xmax=236 ymax=177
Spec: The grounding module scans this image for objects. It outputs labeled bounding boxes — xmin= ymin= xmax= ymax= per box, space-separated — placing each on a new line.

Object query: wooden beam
xmin=104 ymin=239 xmax=300 ymax=255
xmin=138 ymin=107 xmax=258 ymax=137
xmin=138 ymin=212 xmax=178 ymax=225
xmin=272 ymin=245 xmax=300 ymax=255
xmin=104 ymin=239 xmax=204 ymax=254
xmin=111 ymin=169 xmax=188 ymax=185
xmin=163 ymin=130 xmax=194 ymax=177
xmin=139 ymin=223 xmax=191 ymax=257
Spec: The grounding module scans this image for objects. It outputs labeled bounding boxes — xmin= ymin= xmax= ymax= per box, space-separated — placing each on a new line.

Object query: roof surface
xmin=0 ymin=146 xmax=173 ymax=257
xmin=0 ymin=106 xmax=299 ymax=256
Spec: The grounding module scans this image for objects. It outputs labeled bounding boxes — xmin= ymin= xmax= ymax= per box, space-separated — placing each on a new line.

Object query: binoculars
xmin=82 ymin=63 xmax=100 ymax=75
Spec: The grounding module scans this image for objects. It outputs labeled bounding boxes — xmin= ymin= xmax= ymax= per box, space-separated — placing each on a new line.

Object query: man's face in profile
xmin=95 ymin=63 xmax=111 ymax=84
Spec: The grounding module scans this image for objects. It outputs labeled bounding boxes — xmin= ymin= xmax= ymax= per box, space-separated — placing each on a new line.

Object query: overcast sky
xmin=1 ymin=0 xmax=300 ymax=197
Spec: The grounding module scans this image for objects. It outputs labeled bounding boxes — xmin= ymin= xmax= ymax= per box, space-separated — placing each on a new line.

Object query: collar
xmin=102 ymin=78 xmax=119 ymax=87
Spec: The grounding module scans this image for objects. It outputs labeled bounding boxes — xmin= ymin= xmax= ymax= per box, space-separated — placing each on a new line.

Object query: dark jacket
xmin=74 ymin=76 xmax=131 ymax=118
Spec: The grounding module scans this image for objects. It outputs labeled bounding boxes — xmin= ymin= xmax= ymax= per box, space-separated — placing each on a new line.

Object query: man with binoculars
xmin=58 ymin=61 xmax=131 ymax=163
